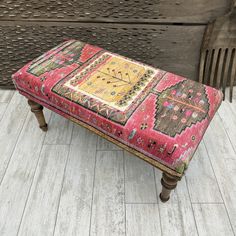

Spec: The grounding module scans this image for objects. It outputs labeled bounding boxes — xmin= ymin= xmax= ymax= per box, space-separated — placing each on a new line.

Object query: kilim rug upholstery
xmin=12 ymin=39 xmax=223 ymax=176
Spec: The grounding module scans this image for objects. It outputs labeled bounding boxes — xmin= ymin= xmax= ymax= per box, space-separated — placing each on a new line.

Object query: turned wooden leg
xmin=28 ymin=100 xmax=48 ymax=132
xmin=159 ymin=172 xmax=179 ymax=202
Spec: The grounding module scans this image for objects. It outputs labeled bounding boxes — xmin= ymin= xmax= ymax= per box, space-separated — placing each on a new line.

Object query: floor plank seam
xmin=0 ymin=103 xmax=8 ymax=122
xmin=96 ymin=149 xmax=122 ymax=151
xmin=217 ymin=111 xmax=236 ymax=155
xmin=153 ymin=168 xmax=163 ymax=236
xmin=96 ymin=150 xmax=122 ymax=153
xmin=0 ymin=110 xmax=30 ymax=186
xmin=15 ymin=128 xmax=48 ymax=235
xmin=41 ymin=143 xmax=72 ymax=146
xmin=52 ymin=144 xmax=71 ymax=236
xmin=88 ymin=147 xmax=98 ymax=236
xmin=202 ymin=139 xmax=236 ymax=236
xmin=191 ymin=202 xmax=225 ymax=205
xmin=1 ymin=89 xmax=236 ymax=235
xmin=123 ymin=151 xmax=127 ymax=236
xmin=69 ymin=124 xmax=76 ymax=146
xmin=185 ymin=177 xmax=200 ymax=236
xmin=0 ymin=90 xmax=15 ymax=104
xmin=125 ymin=202 xmax=159 ymax=205
xmin=68 ymin=122 xmax=75 ymax=145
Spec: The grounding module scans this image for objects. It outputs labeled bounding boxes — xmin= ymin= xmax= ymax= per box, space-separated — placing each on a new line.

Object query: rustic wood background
xmin=0 ymin=0 xmax=231 ymax=88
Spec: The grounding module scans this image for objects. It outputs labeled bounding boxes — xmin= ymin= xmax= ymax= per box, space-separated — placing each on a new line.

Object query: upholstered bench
xmin=12 ymin=39 xmax=223 ymax=202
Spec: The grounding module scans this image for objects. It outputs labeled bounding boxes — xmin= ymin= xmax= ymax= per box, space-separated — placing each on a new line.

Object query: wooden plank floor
xmin=0 ymin=89 xmax=236 ymax=236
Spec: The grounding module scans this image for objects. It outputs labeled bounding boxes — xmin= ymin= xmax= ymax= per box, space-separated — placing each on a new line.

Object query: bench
xmin=12 ymin=39 xmax=223 ymax=202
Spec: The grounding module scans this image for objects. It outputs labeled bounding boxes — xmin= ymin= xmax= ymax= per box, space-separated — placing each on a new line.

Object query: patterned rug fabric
xmin=12 ymin=39 xmax=223 ymax=174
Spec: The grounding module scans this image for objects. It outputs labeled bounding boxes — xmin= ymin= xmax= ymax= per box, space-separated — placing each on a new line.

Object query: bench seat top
xmin=12 ymin=39 xmax=222 ymax=176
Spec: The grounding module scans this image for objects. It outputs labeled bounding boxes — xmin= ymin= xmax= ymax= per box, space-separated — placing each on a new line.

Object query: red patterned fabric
xmin=12 ymin=39 xmax=223 ymax=174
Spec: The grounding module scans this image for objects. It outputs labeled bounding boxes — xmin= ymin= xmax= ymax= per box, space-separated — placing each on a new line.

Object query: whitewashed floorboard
xmin=0 ymin=110 xmax=50 ymax=236
xmin=125 ymin=151 xmax=157 ymax=203
xmin=97 ymin=136 xmax=121 ymax=151
xmin=54 ymin=126 xmax=97 ymax=236
xmin=193 ymin=204 xmax=234 ymax=236
xmin=204 ymin=113 xmax=236 ymax=233
xmin=18 ymin=145 xmax=69 ymax=236
xmin=0 ymin=89 xmax=235 ymax=236
xmin=218 ymin=102 xmax=236 ymax=152
xmin=160 ymin=203 xmax=198 ymax=236
xmin=126 ymin=204 xmax=161 ymax=236
xmin=44 ymin=112 xmax=73 ymax=145
xmin=0 ymin=89 xmax=14 ymax=103
xmin=204 ymin=113 xmax=236 ymax=160
xmin=186 ymin=142 xmax=223 ymax=203
xmin=0 ymin=103 xmax=8 ymax=121
xmin=90 ymin=151 xmax=125 ymax=236
xmin=155 ymin=171 xmax=198 ymax=236
xmin=70 ymin=124 xmax=98 ymax=145
xmin=0 ymin=93 xmax=29 ymax=182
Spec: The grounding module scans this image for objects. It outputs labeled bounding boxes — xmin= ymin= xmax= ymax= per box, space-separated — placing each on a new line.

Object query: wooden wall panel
xmin=0 ymin=22 xmax=204 ymax=87
xmin=0 ymin=0 xmax=230 ymax=23
xmin=0 ymin=0 xmax=230 ymax=88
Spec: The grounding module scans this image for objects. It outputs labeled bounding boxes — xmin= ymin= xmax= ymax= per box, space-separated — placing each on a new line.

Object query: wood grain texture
xmin=97 ymin=136 xmax=121 ymax=151
xmin=0 ymin=111 xmax=50 ymax=235
xmin=44 ymin=112 xmax=73 ymax=145
xmin=0 ymin=88 xmax=236 ymax=235
xmin=18 ymin=145 xmax=69 ymax=236
xmin=124 ymin=151 xmax=157 ymax=204
xmin=90 ymin=151 xmax=125 ymax=236
xmin=193 ymin=204 xmax=234 ymax=236
xmin=0 ymin=103 xmax=7 ymax=121
xmin=204 ymin=113 xmax=236 ymax=160
xmin=0 ymin=93 xmax=28 ymax=182
xmin=204 ymin=113 xmax=236 ymax=232
xmin=0 ymin=90 xmax=14 ymax=103
xmin=186 ymin=142 xmax=223 ymax=203
xmin=160 ymin=203 xmax=198 ymax=236
xmin=126 ymin=204 xmax=161 ymax=236
xmin=54 ymin=126 xmax=97 ymax=236
xmin=218 ymin=102 xmax=236 ymax=152
xmin=70 ymin=124 xmax=97 ymax=145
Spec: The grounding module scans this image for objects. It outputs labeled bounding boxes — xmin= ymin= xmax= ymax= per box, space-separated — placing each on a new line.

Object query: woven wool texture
xmin=12 ymin=39 xmax=223 ymax=174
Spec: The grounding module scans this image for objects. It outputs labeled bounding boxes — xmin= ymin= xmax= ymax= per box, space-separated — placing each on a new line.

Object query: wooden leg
xmin=28 ymin=100 xmax=48 ymax=132
xmin=159 ymin=172 xmax=179 ymax=202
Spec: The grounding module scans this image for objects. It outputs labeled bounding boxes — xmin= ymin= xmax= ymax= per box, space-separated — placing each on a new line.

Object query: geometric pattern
xmin=52 ymin=52 xmax=165 ymax=125
xmin=65 ymin=53 xmax=156 ymax=111
xmin=12 ymin=39 xmax=223 ymax=174
xmin=27 ymin=40 xmax=86 ymax=77
xmin=154 ymin=79 xmax=210 ymax=137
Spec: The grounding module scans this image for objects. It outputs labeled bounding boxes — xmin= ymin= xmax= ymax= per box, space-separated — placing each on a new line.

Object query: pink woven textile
xmin=12 ymin=39 xmax=223 ymax=174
